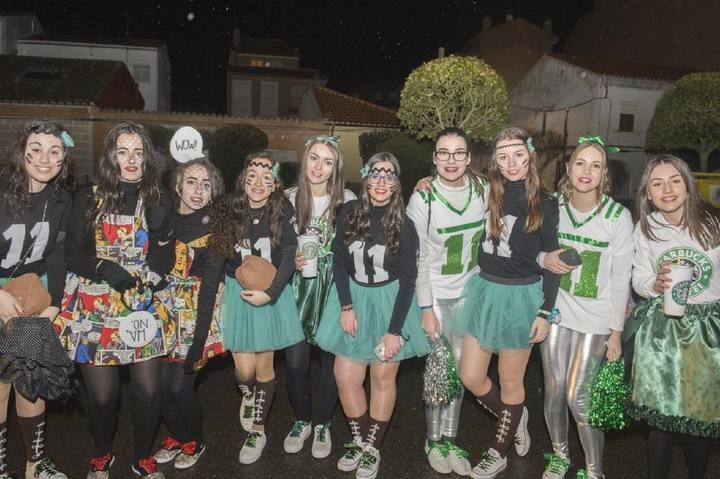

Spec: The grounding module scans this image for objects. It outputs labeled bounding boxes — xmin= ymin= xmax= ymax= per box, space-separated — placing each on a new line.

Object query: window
xmin=231 ymin=79 xmax=252 ymax=117
xmin=20 ymin=69 xmax=62 ymax=81
xmin=250 ymin=58 xmax=264 ymax=67
xmin=260 ymin=81 xmax=278 ymax=117
xmin=132 ymin=65 xmax=151 ymax=83
xmin=618 ymin=113 xmax=635 ymax=132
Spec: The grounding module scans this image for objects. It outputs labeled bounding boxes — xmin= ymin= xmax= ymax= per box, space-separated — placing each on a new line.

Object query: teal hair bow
xmin=305 ymin=135 xmax=341 ymax=147
xmin=271 ymin=162 xmax=280 ymax=178
xmin=578 ymin=135 xmax=621 ymax=153
xmin=359 ymin=165 xmax=369 ymax=179
xmin=526 ymin=137 xmax=535 ymax=153
xmin=60 ymin=131 xmax=75 ymax=148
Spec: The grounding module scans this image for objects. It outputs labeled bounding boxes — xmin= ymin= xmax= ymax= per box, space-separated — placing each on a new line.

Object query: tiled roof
xmin=20 ymin=33 xmax=166 ymax=49
xmin=0 ymin=55 xmax=131 ymax=105
xmin=313 ymin=86 xmax=400 ymax=128
xmin=550 ymin=54 xmax=696 ymax=82
xmin=232 ymin=37 xmax=298 ymax=57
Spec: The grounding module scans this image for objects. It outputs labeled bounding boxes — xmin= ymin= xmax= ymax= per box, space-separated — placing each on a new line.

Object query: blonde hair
xmin=558 ymin=142 xmax=611 ymax=203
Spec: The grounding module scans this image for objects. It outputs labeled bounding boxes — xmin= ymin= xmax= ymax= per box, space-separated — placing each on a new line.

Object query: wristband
xmin=420 ymin=305 xmax=433 ymax=311
xmin=537 ymin=309 xmax=550 ymax=320
xmin=341 ymin=304 xmax=353 ymax=312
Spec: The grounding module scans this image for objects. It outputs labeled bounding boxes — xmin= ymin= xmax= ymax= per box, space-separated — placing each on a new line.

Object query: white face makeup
xmin=494 ymin=139 xmax=530 ymax=182
xmin=305 ymin=143 xmax=336 ymax=190
xmin=178 ymin=164 xmax=212 ymax=214
xmin=116 ymin=133 xmax=145 ymax=182
xmin=434 ymin=134 xmax=470 ymax=187
xmin=244 ymin=158 xmax=276 ymax=207
xmin=24 ymin=132 xmax=65 ymax=192
xmin=648 ymin=162 xmax=687 ymax=223
xmin=569 ymin=147 xmax=605 ymax=194
xmin=366 ymin=160 xmax=398 ymax=206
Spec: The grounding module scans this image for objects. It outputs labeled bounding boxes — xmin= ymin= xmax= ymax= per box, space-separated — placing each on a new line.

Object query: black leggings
xmin=160 ymin=362 xmax=202 ymax=444
xmin=648 ymin=428 xmax=716 ymax=479
xmin=80 ymin=359 xmax=162 ymax=463
xmin=285 ymin=341 xmax=338 ymax=424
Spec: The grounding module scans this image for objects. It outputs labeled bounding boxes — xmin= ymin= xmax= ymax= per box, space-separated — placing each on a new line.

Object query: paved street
xmin=6 ymin=350 xmax=719 ymax=478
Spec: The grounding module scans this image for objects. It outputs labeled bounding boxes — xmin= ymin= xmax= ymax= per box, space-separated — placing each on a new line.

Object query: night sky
xmin=6 ymin=0 xmax=593 ymax=112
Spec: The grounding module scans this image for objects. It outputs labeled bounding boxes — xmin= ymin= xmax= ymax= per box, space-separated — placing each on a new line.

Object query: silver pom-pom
xmin=423 ymin=335 xmax=463 ymax=406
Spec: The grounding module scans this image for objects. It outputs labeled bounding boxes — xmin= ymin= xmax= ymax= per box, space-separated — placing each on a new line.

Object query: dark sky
xmin=7 ymin=0 xmax=592 ymax=112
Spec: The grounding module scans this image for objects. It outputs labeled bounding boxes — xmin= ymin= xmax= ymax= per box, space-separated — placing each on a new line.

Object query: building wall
xmin=227 ymin=74 xmax=319 ymax=118
xmin=0 ymin=15 xmax=42 ymax=54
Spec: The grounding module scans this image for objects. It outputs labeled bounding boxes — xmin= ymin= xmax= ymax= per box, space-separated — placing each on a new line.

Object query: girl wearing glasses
xmin=406 ymin=127 xmax=487 ymax=476
xmin=316 ymin=152 xmax=429 ymax=479
xmin=196 ymin=151 xmax=303 ymax=465
xmin=0 ymin=119 xmax=73 ymax=479
xmin=61 ymin=122 xmax=175 ymax=479
xmin=459 ymin=127 xmax=560 ymax=479
xmin=282 ymin=136 xmax=356 ymax=458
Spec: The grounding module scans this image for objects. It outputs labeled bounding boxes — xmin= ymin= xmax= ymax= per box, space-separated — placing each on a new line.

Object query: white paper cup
xmin=297 ymin=234 xmax=320 ymax=278
xmin=663 ymin=263 xmax=694 ymax=317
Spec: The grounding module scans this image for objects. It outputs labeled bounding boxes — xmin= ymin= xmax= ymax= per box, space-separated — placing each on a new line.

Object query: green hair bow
xmin=359 ymin=165 xmax=369 ymax=179
xmin=578 ymin=135 xmax=620 ymax=153
xmin=305 ymin=135 xmax=341 ymax=147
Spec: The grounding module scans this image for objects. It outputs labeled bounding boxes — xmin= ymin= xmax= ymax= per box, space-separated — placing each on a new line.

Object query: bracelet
xmin=420 ymin=305 xmax=433 ymax=311
xmin=341 ymin=304 xmax=353 ymax=312
xmin=537 ymin=309 xmax=550 ymax=320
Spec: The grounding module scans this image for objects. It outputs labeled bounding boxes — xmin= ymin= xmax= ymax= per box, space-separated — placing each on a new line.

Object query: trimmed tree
xmin=209 ymin=124 xmax=269 ymax=191
xmin=646 ymin=72 xmax=720 ymax=172
xmin=398 ymin=55 xmax=509 ymax=143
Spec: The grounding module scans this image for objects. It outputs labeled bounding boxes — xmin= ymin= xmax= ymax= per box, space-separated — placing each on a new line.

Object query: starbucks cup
xmin=663 ymin=263 xmax=694 ymax=317
xmin=297 ymin=234 xmax=320 ymax=278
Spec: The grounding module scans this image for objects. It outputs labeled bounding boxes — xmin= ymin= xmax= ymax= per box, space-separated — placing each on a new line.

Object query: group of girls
xmin=0 ymin=117 xmax=717 ymax=479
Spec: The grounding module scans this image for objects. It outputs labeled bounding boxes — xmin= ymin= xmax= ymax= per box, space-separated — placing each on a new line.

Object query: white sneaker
xmin=311 ymin=423 xmax=332 ymax=459
xmin=355 ymin=445 xmax=381 ymax=479
xmin=283 ymin=420 xmax=312 ymax=453
xmin=542 ymin=452 xmax=570 ymax=479
xmin=86 ymin=454 xmax=114 ymax=479
xmin=470 ymin=448 xmax=507 ymax=479
xmin=238 ymin=431 xmax=267 ymax=465
xmin=424 ymin=440 xmax=451 ymax=474
xmin=513 ymin=407 xmax=530 ymax=456
xmin=173 ymin=441 xmax=206 ymax=470
xmin=239 ymin=393 xmax=255 ymax=433
xmin=447 ymin=443 xmax=472 ymax=476
xmin=26 ymin=458 xmax=68 ymax=479
xmin=153 ymin=437 xmax=182 ymax=464
xmin=337 ymin=437 xmax=365 ymax=472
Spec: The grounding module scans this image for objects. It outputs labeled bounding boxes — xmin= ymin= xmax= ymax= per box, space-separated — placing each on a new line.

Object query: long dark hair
xmin=486 ymin=126 xmax=543 ymax=241
xmin=295 ymin=137 xmax=346 ymax=234
xmin=86 ymin=122 xmax=162 ymax=230
xmin=636 ymin=154 xmax=720 ymax=250
xmin=345 ymin=152 xmax=404 ymax=254
xmin=209 ymin=151 xmax=287 ymax=257
xmin=1 ymin=119 xmax=72 ymax=217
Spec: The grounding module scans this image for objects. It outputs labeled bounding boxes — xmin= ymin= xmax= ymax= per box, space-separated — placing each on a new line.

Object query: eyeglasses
xmin=368 ymin=172 xmax=398 ymax=185
xmin=434 ymin=150 xmax=468 ymax=162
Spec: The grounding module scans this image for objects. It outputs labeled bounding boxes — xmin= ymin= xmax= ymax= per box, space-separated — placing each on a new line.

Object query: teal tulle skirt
xmin=458 ymin=274 xmax=543 ymax=351
xmin=315 ymin=279 xmax=430 ymax=363
xmin=625 ymin=297 xmax=720 ymax=438
xmin=293 ymin=254 xmax=334 ymax=345
xmin=221 ymin=279 xmax=304 ymax=353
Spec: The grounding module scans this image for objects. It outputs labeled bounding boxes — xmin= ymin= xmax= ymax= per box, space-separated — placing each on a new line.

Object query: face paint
xmin=24 ymin=132 xmax=65 ymax=192
xmin=245 ymin=158 xmax=276 ymax=207
xmin=178 ymin=164 xmax=212 ymax=214
xmin=116 ymin=133 xmax=145 ymax=182
xmin=366 ymin=161 xmax=397 ymax=206
xmin=494 ymin=139 xmax=530 ymax=181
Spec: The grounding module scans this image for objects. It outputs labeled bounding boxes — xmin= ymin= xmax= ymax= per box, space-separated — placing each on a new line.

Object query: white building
xmin=511 ymin=54 xmax=694 ymax=201
xmin=17 ymin=33 xmax=171 ymax=112
xmin=0 ymin=11 xmax=42 ymax=54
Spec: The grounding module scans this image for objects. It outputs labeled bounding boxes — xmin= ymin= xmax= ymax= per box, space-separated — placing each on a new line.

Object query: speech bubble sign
xmin=170 ymin=126 xmax=204 ymax=163
xmin=119 ymin=311 xmax=158 ymax=347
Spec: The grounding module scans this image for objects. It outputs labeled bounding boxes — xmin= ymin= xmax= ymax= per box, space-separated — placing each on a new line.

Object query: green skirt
xmin=315 ymin=279 xmax=430 ymax=363
xmin=627 ymin=297 xmax=720 ymax=438
xmin=458 ymin=274 xmax=543 ymax=351
xmin=292 ymin=254 xmax=334 ymax=345
xmin=221 ymin=279 xmax=304 ymax=353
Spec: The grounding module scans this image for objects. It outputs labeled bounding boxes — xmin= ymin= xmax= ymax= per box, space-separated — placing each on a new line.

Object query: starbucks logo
xmin=657 ymin=247 xmax=714 ymax=297
xmin=671 ymin=280 xmax=691 ymax=306
xmin=301 ymin=242 xmax=319 ymax=260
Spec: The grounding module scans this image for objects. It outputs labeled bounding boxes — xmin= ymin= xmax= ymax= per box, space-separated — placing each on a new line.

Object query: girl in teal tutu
xmin=315 ymin=152 xmax=429 ymax=479
xmin=626 ymin=154 xmax=720 ymax=479
xmin=196 ymin=151 xmax=303 ymax=465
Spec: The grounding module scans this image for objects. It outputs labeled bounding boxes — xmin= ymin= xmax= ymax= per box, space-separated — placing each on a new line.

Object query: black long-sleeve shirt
xmin=173 ymin=206 xmax=211 ymax=278
xmin=66 ymin=182 xmax=175 ymax=282
xmin=478 ymin=180 xmax=560 ymax=312
xmin=332 ymin=201 xmax=419 ymax=335
xmin=0 ymin=182 xmax=71 ymax=307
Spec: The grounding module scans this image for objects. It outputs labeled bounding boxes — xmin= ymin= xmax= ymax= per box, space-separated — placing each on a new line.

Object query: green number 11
xmin=441 ymin=229 xmax=484 ymax=275
xmin=559 ymin=248 xmax=602 ymax=298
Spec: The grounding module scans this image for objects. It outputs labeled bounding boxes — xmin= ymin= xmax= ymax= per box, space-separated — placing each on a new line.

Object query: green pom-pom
xmin=588 ymin=359 xmax=631 ymax=431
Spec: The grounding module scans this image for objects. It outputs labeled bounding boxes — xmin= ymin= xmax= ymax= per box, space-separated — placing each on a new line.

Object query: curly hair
xmin=557 ymin=142 xmax=611 ymax=203
xmin=486 ymin=126 xmax=544 ymax=241
xmin=209 ymin=151 xmax=287 ymax=257
xmin=345 ymin=152 xmax=404 ymax=254
xmin=172 ymin=157 xmax=225 ymax=204
xmin=86 ymin=122 xmax=162 ymax=231
xmin=0 ymin=119 xmax=72 ymax=217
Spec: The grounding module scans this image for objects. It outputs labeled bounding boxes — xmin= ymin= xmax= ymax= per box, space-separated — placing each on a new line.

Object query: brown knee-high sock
xmin=237 ymin=379 xmax=256 ymax=399
xmin=476 ymin=381 xmax=502 ymax=418
xmin=492 ymin=402 xmax=524 ymax=457
xmin=366 ymin=418 xmax=389 ymax=449
xmin=346 ymin=412 xmax=369 ymax=442
xmin=18 ymin=414 xmax=46 ymax=462
xmin=252 ymin=380 xmax=275 ymax=427
xmin=0 ymin=423 xmax=8 ymax=474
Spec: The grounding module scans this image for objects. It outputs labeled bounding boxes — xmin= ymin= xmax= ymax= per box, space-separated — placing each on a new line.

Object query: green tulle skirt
xmin=315 ymin=279 xmax=430 ymax=363
xmin=292 ymin=254 xmax=334 ymax=345
xmin=221 ymin=279 xmax=304 ymax=353
xmin=626 ymin=297 xmax=720 ymax=438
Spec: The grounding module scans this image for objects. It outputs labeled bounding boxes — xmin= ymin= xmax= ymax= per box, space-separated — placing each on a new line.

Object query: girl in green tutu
xmin=626 ymin=154 xmax=720 ymax=479
xmin=315 ymin=152 xmax=429 ymax=479
xmin=197 ymin=151 xmax=303 ymax=465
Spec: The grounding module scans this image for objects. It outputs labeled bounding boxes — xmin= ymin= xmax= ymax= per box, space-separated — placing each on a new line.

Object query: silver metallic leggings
xmin=540 ymin=324 xmax=608 ymax=479
xmin=425 ymin=297 xmax=466 ymax=441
